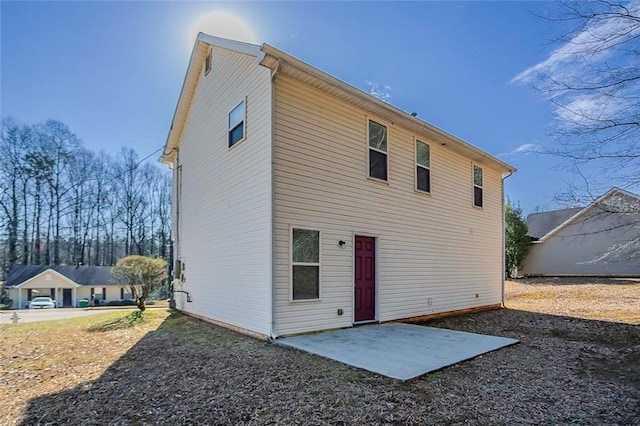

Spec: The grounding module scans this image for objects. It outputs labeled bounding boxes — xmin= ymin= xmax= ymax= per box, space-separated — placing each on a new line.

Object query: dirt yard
xmin=506 ymin=276 xmax=640 ymax=324
xmin=1 ymin=278 xmax=638 ymax=425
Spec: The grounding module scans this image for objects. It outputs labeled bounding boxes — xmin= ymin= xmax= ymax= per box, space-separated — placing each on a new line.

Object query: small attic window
xmin=204 ymin=49 xmax=212 ymax=75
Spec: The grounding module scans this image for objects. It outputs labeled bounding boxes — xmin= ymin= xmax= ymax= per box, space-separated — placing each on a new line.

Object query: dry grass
xmin=0 ymin=311 xmax=168 ymax=424
xmin=507 ymin=277 xmax=640 ymax=324
xmin=0 ymin=278 xmax=638 ymax=425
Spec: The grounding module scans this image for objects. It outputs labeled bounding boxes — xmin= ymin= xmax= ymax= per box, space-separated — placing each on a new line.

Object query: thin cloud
xmin=555 ymin=94 xmax=631 ymax=127
xmin=497 ymin=143 xmax=541 ymax=159
xmin=510 ymin=2 xmax=640 ymax=87
xmin=365 ymin=81 xmax=392 ymax=101
xmin=510 ymin=1 xmax=640 ymax=140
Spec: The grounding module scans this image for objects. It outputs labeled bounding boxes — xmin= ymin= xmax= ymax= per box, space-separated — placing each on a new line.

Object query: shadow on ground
xmin=20 ymin=309 xmax=640 ymax=425
xmin=513 ymin=276 xmax=640 ymax=286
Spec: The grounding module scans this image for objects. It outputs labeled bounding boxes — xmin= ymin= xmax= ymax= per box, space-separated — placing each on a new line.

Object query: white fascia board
xmin=197 ymin=33 xmax=262 ymax=59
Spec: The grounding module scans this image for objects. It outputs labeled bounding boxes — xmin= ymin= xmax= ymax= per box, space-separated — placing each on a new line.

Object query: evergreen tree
xmin=505 ymin=199 xmax=530 ymax=278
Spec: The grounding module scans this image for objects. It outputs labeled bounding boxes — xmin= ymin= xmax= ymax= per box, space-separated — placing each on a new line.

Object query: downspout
xmin=269 ymin=57 xmax=282 ymax=339
xmin=501 ymin=170 xmax=514 ymax=307
xmin=169 ymin=149 xmax=180 ymax=309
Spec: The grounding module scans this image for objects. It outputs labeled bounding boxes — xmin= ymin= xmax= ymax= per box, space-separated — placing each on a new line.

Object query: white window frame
xmin=204 ymin=48 xmax=212 ymax=76
xmin=415 ymin=138 xmax=431 ymax=194
xmin=473 ymin=164 xmax=483 ymax=208
xmin=228 ymin=98 xmax=247 ymax=149
xmin=367 ymin=118 xmax=389 ymax=183
xmin=290 ymin=226 xmax=321 ymax=302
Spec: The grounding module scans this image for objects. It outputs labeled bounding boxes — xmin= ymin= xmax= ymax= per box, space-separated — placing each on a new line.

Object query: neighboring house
xmin=521 ymin=188 xmax=640 ymax=277
xmin=5 ymin=265 xmax=130 ymax=309
xmin=159 ymin=34 xmax=516 ymax=339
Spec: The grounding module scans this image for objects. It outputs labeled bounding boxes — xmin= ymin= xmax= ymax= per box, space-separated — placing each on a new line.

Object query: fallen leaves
xmin=0 ymin=280 xmax=638 ymax=425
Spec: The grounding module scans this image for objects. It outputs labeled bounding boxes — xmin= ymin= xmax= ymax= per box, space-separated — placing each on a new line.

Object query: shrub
xmin=112 ymin=256 xmax=167 ymax=312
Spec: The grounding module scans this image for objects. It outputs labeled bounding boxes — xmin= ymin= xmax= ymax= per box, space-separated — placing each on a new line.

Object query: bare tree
xmin=36 ymin=120 xmax=81 ymax=265
xmin=112 ymin=148 xmax=149 ymax=256
xmin=89 ymin=151 xmax=112 ymax=265
xmin=0 ymin=117 xmax=171 ymax=274
xmin=67 ymin=148 xmax=95 ymax=265
xmin=24 ymin=146 xmax=54 ymax=265
xmin=153 ymin=172 xmax=172 ymax=259
xmin=513 ymin=1 xmax=640 ymax=263
xmin=512 ymin=0 xmax=640 ymax=200
xmin=0 ymin=118 xmax=26 ymax=277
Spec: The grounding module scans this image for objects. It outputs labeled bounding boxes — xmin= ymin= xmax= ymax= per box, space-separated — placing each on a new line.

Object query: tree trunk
xmin=34 ymin=179 xmax=42 ymax=264
xmin=21 ymin=178 xmax=29 ymax=264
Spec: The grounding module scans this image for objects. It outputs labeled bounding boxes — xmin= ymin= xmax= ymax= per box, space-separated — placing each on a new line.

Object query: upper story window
xmin=291 ymin=228 xmax=320 ymax=301
xmin=228 ymin=99 xmax=246 ymax=148
xmin=473 ymin=165 xmax=483 ymax=208
xmin=368 ymin=120 xmax=388 ymax=181
xmin=204 ymin=49 xmax=212 ymax=75
xmin=416 ymin=140 xmax=431 ymax=193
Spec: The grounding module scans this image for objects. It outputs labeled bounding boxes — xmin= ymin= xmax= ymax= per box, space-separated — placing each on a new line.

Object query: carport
xmin=276 ymin=323 xmax=518 ymax=381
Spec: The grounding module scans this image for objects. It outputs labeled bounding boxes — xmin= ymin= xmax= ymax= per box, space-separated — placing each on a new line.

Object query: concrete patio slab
xmin=276 ymin=323 xmax=519 ymax=381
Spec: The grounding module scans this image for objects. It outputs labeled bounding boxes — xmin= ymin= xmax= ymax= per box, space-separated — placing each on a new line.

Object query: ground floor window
xmin=291 ymin=228 xmax=320 ymax=300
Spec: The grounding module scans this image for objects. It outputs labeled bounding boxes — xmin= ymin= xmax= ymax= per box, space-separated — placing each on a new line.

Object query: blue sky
xmin=2 ymin=1 xmax=586 ymax=214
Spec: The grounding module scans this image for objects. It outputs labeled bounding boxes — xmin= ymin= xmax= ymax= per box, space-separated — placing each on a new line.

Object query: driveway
xmin=0 ymin=308 xmax=134 ymax=324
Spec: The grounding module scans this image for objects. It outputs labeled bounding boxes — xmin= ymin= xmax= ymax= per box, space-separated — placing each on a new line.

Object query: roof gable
xmin=526 ymin=207 xmax=583 ymax=239
xmin=530 ymin=187 xmax=640 ymax=242
xmin=6 ymin=265 xmax=114 ymax=287
xmin=160 ymin=34 xmax=263 ymax=164
xmin=12 ymin=269 xmax=79 ymax=289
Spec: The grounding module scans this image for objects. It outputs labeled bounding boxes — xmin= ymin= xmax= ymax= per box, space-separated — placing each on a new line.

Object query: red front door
xmin=355 ymin=236 xmax=376 ymax=322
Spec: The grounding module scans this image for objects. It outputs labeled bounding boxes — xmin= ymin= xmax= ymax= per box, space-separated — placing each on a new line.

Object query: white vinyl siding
xmin=522 ymin=192 xmax=640 ymax=276
xmin=173 ymin=46 xmax=272 ymax=336
xmin=273 ymin=76 xmax=504 ymax=336
xmin=76 ymin=286 xmax=123 ymax=304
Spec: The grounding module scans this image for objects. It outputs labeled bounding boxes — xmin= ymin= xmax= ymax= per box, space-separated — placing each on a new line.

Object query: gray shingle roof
xmin=6 ymin=265 xmax=114 ymax=287
xmin=526 ymin=207 xmax=583 ymax=239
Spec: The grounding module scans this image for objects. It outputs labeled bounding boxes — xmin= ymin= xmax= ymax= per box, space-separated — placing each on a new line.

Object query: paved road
xmin=0 ymin=308 xmax=134 ymax=325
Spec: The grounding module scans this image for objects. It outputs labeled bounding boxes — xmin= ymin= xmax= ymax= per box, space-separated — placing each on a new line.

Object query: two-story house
xmin=160 ymin=34 xmax=515 ymax=339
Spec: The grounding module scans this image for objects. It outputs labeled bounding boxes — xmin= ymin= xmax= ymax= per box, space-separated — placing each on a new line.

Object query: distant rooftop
xmin=6 ymin=265 xmax=113 ymax=287
xmin=526 ymin=207 xmax=583 ymax=239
